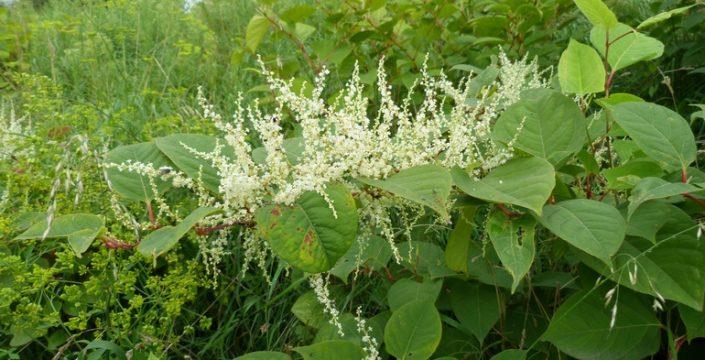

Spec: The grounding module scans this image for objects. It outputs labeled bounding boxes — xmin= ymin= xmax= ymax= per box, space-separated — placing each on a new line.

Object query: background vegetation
xmin=1 ymin=0 xmax=705 ymax=359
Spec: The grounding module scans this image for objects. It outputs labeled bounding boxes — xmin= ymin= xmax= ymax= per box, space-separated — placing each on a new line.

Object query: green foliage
xmin=255 ymin=184 xmax=358 ymax=273
xmin=452 ymin=157 xmax=555 ymax=214
xmin=3 ymin=0 xmax=705 ymax=358
xmin=558 ymin=39 xmax=606 ymax=94
xmin=384 ymin=300 xmax=442 ymax=360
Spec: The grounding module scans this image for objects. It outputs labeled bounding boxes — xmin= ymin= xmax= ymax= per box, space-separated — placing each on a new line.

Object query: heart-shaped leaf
xmin=488 ymin=212 xmax=536 ymax=293
xmin=105 ymin=142 xmax=173 ymax=202
xmin=590 ymin=23 xmax=664 ymax=71
xmin=539 ymin=199 xmax=625 ymax=266
xmin=609 ymin=102 xmax=696 ymax=172
xmin=544 ymin=288 xmax=660 ymax=360
xmin=627 ymin=177 xmax=698 ymax=219
xmin=452 ymin=157 xmax=555 ymax=214
xmin=155 ymin=134 xmax=235 ymax=193
xmin=493 ymin=89 xmax=586 ymax=164
xmin=358 ymin=164 xmax=452 ymax=217
xmin=15 ymin=213 xmax=104 ymax=256
xmin=558 ymin=39 xmax=606 ymax=95
xmin=137 ymin=207 xmax=220 ymax=258
xmin=256 ymin=183 xmax=358 ymax=273
xmin=384 ymin=300 xmax=442 ymax=360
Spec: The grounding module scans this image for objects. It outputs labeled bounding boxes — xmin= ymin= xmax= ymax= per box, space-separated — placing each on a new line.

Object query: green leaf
xmin=488 ymin=212 xmax=536 ymax=293
xmin=292 ymin=291 xmax=325 ymax=328
xmin=581 ymin=222 xmax=705 ymax=310
xmin=15 ymin=214 xmax=104 ymax=256
xmin=609 ymin=102 xmax=695 ymax=172
xmin=137 ymin=207 xmax=220 ymax=258
xmin=388 ymin=278 xmax=443 ymax=311
xmin=398 ymin=241 xmax=455 ymax=279
xmin=358 ymin=165 xmax=452 ymax=217
xmin=251 ymin=137 xmax=304 ymax=165
xmin=450 ymin=282 xmax=501 ymax=342
xmin=294 ymin=23 xmax=316 ymax=41
xmin=491 ymin=349 xmax=527 ymax=360
xmin=573 ymin=0 xmax=618 ymax=29
xmin=234 ymin=352 xmax=291 ymax=360
xmin=637 ymin=5 xmax=695 ymax=29
xmin=295 ymin=340 xmax=365 ymax=360
xmin=445 ymin=207 xmax=477 ymax=274
xmin=627 ymin=177 xmax=698 ymax=219
xmin=590 ymin=23 xmax=664 ymax=71
xmin=154 ymin=134 xmax=235 ymax=193
xmin=452 ymin=157 xmax=556 ymax=214
xmin=544 ymin=288 xmax=660 ymax=360
xmin=493 ymin=89 xmax=586 ymax=164
xmin=679 ymin=305 xmax=705 ymax=341
xmin=602 ymin=160 xmax=663 ymax=190
xmin=539 ymin=199 xmax=625 ymax=266
xmin=246 ymin=15 xmax=270 ymax=52
xmin=255 ymin=183 xmax=358 ymax=273
xmin=105 ymin=142 xmax=173 ymax=202
xmin=558 ymin=39 xmax=606 ymax=95
xmin=384 ymin=300 xmax=442 ymax=360
xmin=627 ymin=201 xmax=692 ymax=243
xmin=329 ymin=235 xmax=391 ymax=283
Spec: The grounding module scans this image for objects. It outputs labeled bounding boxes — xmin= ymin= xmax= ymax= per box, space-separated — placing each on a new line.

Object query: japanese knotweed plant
xmin=14 ymin=0 xmax=705 ymax=358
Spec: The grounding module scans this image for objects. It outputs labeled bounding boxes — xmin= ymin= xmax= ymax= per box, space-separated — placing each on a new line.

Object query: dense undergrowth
xmin=2 ymin=0 xmax=705 ymax=359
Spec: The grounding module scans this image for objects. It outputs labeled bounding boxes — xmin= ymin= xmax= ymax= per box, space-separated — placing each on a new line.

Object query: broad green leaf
xmin=627 ymin=177 xmax=698 ymax=218
xmin=358 ymin=165 xmax=452 ymax=217
xmin=13 ymin=212 xmax=46 ymax=231
xmin=295 ymin=340 xmax=365 ymax=360
xmin=627 ymin=201 xmax=691 ymax=243
xmin=488 ymin=212 xmax=536 ymax=293
xmin=251 ymin=136 xmax=304 ymax=165
xmin=590 ymin=23 xmax=664 ymax=71
xmin=465 ymin=239 xmax=514 ymax=289
xmin=637 ymin=5 xmax=695 ymax=30
xmin=432 ymin=324 xmax=481 ymax=359
xmin=581 ymin=220 xmax=705 ymax=310
xmin=544 ymin=288 xmax=660 ymax=360
xmin=15 ymin=214 xmax=104 ymax=256
xmin=385 ymin=300 xmax=442 ymax=360
xmin=154 ymin=134 xmax=235 ymax=193
xmin=679 ymin=305 xmax=705 ymax=341
xmin=256 ymin=183 xmax=358 ymax=273
xmin=105 ymin=142 xmax=173 ymax=201
xmin=493 ymin=89 xmax=586 ymax=164
xmin=295 ymin=23 xmax=316 ymax=41
xmin=574 ymin=0 xmax=618 ymax=29
xmin=558 ymin=39 xmax=606 ymax=95
xmin=398 ymin=241 xmax=455 ymax=279
xmin=491 ymin=349 xmax=527 ymax=360
xmin=234 ymin=352 xmax=291 ymax=360
xmin=452 ymin=157 xmax=556 ymax=214
xmin=388 ymin=278 xmax=443 ymax=311
xmin=292 ymin=291 xmax=325 ymax=328
xmin=450 ymin=282 xmax=501 ymax=342
xmin=329 ymin=235 xmax=391 ymax=283
xmin=245 ymin=15 xmax=270 ymax=52
xmin=539 ymin=199 xmax=625 ymax=266
xmin=137 ymin=207 xmax=219 ymax=258
xmin=445 ymin=207 xmax=477 ymax=274
xmin=602 ymin=160 xmax=663 ymax=190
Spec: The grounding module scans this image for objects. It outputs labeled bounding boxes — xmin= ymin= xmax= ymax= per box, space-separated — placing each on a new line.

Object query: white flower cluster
xmin=200 ymin=53 xmax=547 ymax=221
xmin=0 ymin=103 xmax=33 ymax=162
xmin=355 ymin=306 xmax=381 ymax=360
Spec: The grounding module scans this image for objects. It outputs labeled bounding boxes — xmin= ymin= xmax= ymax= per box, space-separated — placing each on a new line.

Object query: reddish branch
xmin=101 ymin=236 xmax=137 ymax=250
